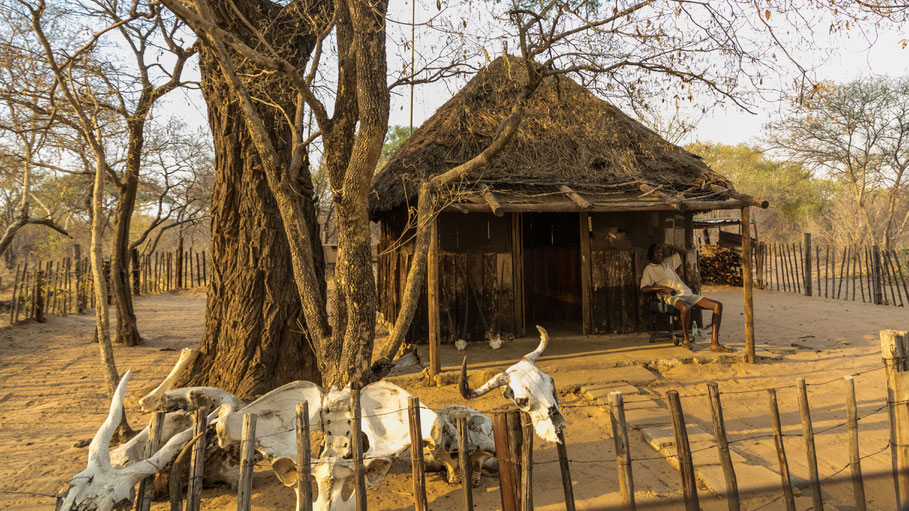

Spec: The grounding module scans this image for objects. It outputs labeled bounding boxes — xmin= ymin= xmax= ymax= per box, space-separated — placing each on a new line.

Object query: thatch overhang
xmin=370 ymin=56 xmax=766 ymax=219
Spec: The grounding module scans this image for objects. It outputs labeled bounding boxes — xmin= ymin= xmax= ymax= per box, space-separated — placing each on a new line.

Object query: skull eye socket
xmin=503 ymin=387 xmax=514 ymax=400
xmin=515 ymin=397 xmax=529 ymax=408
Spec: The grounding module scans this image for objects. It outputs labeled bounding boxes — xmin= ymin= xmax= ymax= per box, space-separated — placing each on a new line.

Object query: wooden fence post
xmin=131 ymin=249 xmax=140 ymax=296
xmin=493 ymin=412 xmax=519 ymax=511
xmin=9 ymin=263 xmax=20 ymax=324
xmin=768 ymin=389 xmax=796 ymax=511
xmin=186 ymin=409 xmax=207 ymax=511
xmin=520 ymin=412 xmax=533 ymax=511
xmin=667 ymin=390 xmax=698 ymax=511
xmin=707 ymin=383 xmax=740 ymax=511
xmin=407 ymin=397 xmax=428 ymax=511
xmin=297 ymin=402 xmax=313 ymax=511
xmin=237 ymin=413 xmax=257 ymax=511
xmin=135 ymin=411 xmax=165 ymax=511
xmin=457 ymin=416 xmax=474 ymax=511
xmin=844 ymin=376 xmax=866 ymax=511
xmin=881 ymin=329 xmax=909 ymax=507
xmin=796 ymin=377 xmax=824 ymax=511
xmin=608 ymin=392 xmax=636 ymax=511
xmin=350 ymin=387 xmax=367 ymax=511
xmin=555 ymin=429 xmax=576 ymax=511
xmin=34 ymin=270 xmax=45 ymax=323
xmin=73 ymin=245 xmax=84 ymax=313
xmin=872 ymin=246 xmax=883 ymax=305
xmin=506 ymin=410 xmax=523 ymax=510
xmin=202 ymin=251 xmax=207 ymax=285
xmin=741 ymin=207 xmax=755 ymax=363
xmin=427 ymin=219 xmax=441 ymax=380
xmin=804 ymin=233 xmax=812 ymax=296
xmin=176 ymin=238 xmax=184 ymax=289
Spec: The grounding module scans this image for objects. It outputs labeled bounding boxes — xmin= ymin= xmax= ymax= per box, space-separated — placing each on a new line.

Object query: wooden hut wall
xmin=586 ymin=212 xmax=694 ymax=333
xmin=377 ymin=208 xmax=428 ymax=342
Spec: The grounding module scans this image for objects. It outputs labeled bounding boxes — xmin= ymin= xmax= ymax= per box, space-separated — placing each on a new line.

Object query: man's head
xmin=648 ymin=243 xmax=665 ymax=264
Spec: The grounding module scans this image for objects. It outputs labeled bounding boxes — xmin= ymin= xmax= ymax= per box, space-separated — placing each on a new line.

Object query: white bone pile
xmin=58 ymin=325 xmax=565 ymax=511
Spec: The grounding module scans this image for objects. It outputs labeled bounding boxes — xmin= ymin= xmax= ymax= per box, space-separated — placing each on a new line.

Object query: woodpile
xmin=698 ymin=245 xmax=742 ymax=286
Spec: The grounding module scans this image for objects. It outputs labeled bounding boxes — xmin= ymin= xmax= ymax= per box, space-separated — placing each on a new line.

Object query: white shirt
xmin=640 ymin=253 xmax=692 ymax=295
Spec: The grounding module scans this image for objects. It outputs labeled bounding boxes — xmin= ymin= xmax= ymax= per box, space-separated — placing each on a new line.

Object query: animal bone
xmin=460 ymin=325 xmax=567 ymax=443
xmin=57 ymin=371 xmax=199 ymax=511
xmin=138 ymin=348 xmax=199 ymax=412
xmin=425 ymin=406 xmax=496 ymax=487
xmin=161 ymin=386 xmax=245 ymax=414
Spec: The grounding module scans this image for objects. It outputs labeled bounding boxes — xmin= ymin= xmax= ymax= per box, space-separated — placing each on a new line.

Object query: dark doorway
xmin=522 ymin=213 xmax=582 ymax=331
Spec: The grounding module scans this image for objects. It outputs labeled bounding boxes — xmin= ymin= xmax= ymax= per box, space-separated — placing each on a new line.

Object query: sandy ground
xmin=0 ymin=286 xmax=907 ymax=510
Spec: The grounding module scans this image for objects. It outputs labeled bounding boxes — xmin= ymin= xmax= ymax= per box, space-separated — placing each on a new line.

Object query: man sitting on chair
xmin=640 ymin=243 xmax=731 ymax=352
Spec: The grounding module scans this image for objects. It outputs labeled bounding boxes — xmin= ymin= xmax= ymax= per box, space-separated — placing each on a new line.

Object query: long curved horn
xmin=87 ymin=370 xmax=132 ymax=470
xmin=459 ymin=357 xmax=508 ymax=399
xmin=523 ymin=325 xmax=550 ymax=363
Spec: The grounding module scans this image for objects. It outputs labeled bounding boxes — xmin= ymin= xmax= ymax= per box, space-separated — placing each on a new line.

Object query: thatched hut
xmin=370 ymin=57 xmax=765 ymax=344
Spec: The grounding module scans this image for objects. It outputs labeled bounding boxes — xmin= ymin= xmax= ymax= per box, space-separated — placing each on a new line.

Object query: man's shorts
xmin=664 ymin=293 xmax=704 ymax=307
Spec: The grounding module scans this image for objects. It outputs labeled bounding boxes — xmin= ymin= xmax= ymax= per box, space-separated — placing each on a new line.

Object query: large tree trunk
xmin=179 ymin=0 xmax=325 ymax=399
xmin=111 ymin=133 xmax=142 ymax=347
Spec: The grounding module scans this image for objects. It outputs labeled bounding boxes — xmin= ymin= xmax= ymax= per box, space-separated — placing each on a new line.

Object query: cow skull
xmin=425 ymin=406 xmax=496 ymax=486
xmin=57 ymin=371 xmax=198 ymax=511
xmin=459 ymin=325 xmax=567 ymax=443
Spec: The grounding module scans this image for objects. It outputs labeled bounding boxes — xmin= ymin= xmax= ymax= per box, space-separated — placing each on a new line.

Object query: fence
xmin=139 ymin=330 xmax=909 ymax=511
xmin=4 ymin=243 xmax=209 ymax=324
xmin=752 ymin=235 xmax=907 ymax=307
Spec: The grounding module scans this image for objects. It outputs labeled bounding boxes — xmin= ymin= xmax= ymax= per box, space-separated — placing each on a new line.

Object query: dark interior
xmin=522 ymin=212 xmax=582 ymax=327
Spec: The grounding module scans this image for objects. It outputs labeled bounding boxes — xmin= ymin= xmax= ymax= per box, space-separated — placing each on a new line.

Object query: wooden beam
xmin=710 ymin=184 xmax=769 ymax=209
xmin=428 ymin=218 xmax=441 ymax=379
xmin=443 ymin=199 xmax=751 ymax=214
xmin=741 ymin=206 xmax=755 ymax=363
xmin=559 ymin=185 xmax=592 ymax=209
xmin=479 ymin=184 xmax=505 ymax=217
xmin=639 ymin=184 xmax=689 ymax=211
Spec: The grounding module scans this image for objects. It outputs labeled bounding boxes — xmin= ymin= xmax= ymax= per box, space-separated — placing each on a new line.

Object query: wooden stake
xmin=520 ymin=412 xmax=533 ymax=511
xmin=196 ymin=251 xmax=201 ymax=287
xmin=237 ymin=413 xmax=257 ymax=511
xmin=667 ymin=390 xmax=698 ymax=511
xmin=844 ymin=376 xmax=866 ymax=511
xmin=9 ymin=263 xmax=20 ymax=324
xmin=555 ymin=430 xmax=576 ymax=511
xmin=176 ymin=238 xmax=184 ymax=289
xmin=427 ymin=218 xmax=441 ymax=380
xmin=893 ymin=250 xmax=909 ymax=304
xmin=825 ymin=245 xmax=830 ymax=298
xmin=773 ymin=243 xmax=780 ymax=291
xmin=859 ymin=247 xmax=866 ymax=303
xmin=34 ymin=270 xmax=45 ymax=322
xmin=202 ymin=251 xmax=207 ymax=285
xmin=707 ymin=383 xmax=740 ymax=511
xmin=189 ymin=247 xmax=194 ymax=288
xmin=608 ymin=392 xmax=636 ymax=511
xmin=886 ymin=252 xmax=904 ymax=306
xmin=73 ymin=245 xmax=84 ymax=313
xmin=493 ymin=412 xmax=519 ymax=511
xmin=135 ymin=411 xmax=165 ymax=511
xmin=796 ymin=377 xmax=824 ymax=510
xmin=804 ymin=233 xmax=812 ymax=296
xmin=881 ymin=329 xmax=909 ymax=507
xmin=741 ymin=207 xmax=755 ymax=363
xmin=407 ymin=397 xmax=428 ymax=511
xmin=297 ymin=402 xmax=313 ymax=511
xmin=186 ymin=409 xmax=207 ymax=511
xmin=837 ymin=247 xmax=847 ymax=299
xmin=457 ymin=416 xmax=474 ymax=510
xmin=131 ymin=249 xmax=140 ymax=296
xmin=506 ymin=410 xmax=523 ymax=510
xmin=872 ymin=245 xmax=883 ymax=305
xmin=768 ymin=389 xmax=796 ymax=511
xmin=350 ymin=387 xmax=367 ymax=511
xmin=795 ymin=242 xmax=803 ymax=294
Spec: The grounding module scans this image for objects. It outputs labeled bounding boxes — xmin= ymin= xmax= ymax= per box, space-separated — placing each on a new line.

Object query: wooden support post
xmin=579 ymin=212 xmax=592 ymax=335
xmin=186 ymin=409 xmax=207 ymax=511
xmin=520 ymin=412 xmax=533 ymax=511
xmin=135 ymin=411 xmax=165 ymax=511
xmin=741 ymin=207 xmax=755 ymax=363
xmin=667 ymin=390 xmax=698 ymax=511
xmin=555 ymin=430 xmax=576 ymax=511
xmin=881 ymin=329 xmax=909 ymax=507
xmin=608 ymin=392 xmax=636 ymax=511
xmin=511 ymin=214 xmax=525 ymax=337
xmin=872 ymin=245 xmax=883 ymax=305
xmin=350 ymin=388 xmax=367 ymax=511
xmin=237 ymin=413 xmax=257 ymax=511
xmin=131 ymin=249 xmax=140 ymax=296
xmin=796 ymin=377 xmax=824 ymax=511
xmin=408 ymin=397 xmax=428 ymax=511
xmin=34 ymin=270 xmax=45 ymax=323
xmin=844 ymin=376 xmax=867 ymax=511
xmin=457 ymin=416 xmax=474 ymax=510
xmin=493 ymin=412 xmax=519 ymax=511
xmin=707 ymin=383 xmax=740 ymax=511
xmin=297 ymin=402 xmax=313 ymax=511
xmin=427 ymin=218 xmax=441 ymax=380
xmin=506 ymin=410 xmax=524 ymax=510
xmin=768 ymin=389 xmax=796 ymax=511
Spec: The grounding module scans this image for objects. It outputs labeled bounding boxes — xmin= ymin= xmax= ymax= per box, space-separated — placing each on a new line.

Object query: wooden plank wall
xmin=590 ymin=249 xmax=647 ymax=334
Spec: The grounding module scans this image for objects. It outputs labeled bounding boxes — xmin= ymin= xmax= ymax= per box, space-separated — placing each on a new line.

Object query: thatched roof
xmin=370 ymin=56 xmax=754 ymax=218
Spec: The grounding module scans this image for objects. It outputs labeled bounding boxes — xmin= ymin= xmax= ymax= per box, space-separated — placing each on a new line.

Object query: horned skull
xmin=460 ymin=325 xmax=567 ymax=443
xmin=56 ymin=371 xmax=198 ymax=511
xmin=425 ymin=405 xmax=496 ymax=486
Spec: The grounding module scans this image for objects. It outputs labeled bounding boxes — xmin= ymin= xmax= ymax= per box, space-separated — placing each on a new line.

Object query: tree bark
xmin=111 ymin=124 xmax=143 ymax=346
xmin=178 ymin=0 xmax=326 ymax=398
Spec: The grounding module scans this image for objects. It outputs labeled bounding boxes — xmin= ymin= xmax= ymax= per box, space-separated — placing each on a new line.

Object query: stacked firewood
xmin=698 ymin=245 xmax=742 ymax=286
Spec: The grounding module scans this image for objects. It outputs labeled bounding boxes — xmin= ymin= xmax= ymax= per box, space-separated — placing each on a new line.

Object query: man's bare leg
xmin=672 ymin=300 xmax=692 ymax=348
xmin=695 ymin=297 xmax=727 ymax=352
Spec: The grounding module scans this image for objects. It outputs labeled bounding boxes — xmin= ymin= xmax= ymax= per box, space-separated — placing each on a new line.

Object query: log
xmin=135 ymin=411 xmax=165 ymax=511
xmin=559 ymin=185 xmax=592 ymax=209
xmin=350 ymin=388 xmax=367 ymax=511
xmin=844 ymin=376 xmax=866 ymax=511
xmin=493 ymin=412 xmax=519 ymax=511
xmin=608 ymin=392 xmax=636 ymax=511
xmin=709 ymin=184 xmax=769 ymax=208
xmin=478 ymin=184 xmax=505 ymax=216
xmin=297 ymin=401 xmax=313 ymax=511
xmin=520 ymin=412 xmax=533 ymax=511
xmin=639 ymin=183 xmax=688 ymax=211
xmin=707 ymin=383 xmax=740 ymax=511
xmin=444 ymin=198 xmax=757 ymax=214
xmin=408 ymin=398 xmax=428 ymax=511
xmin=667 ymin=390 xmax=698 ymax=511
xmin=796 ymin=377 xmax=824 ymax=511
xmin=186 ymin=409 xmax=207 ymax=511
xmin=457 ymin=416 xmax=474 ymax=511
xmin=768 ymin=389 xmax=796 ymax=511
xmin=237 ymin=413 xmax=257 ymax=511
xmin=741 ymin=207 xmax=755 ymax=363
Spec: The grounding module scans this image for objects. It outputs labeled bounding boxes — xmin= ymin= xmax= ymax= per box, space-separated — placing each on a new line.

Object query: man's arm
xmin=641 ymin=285 xmax=677 ymax=295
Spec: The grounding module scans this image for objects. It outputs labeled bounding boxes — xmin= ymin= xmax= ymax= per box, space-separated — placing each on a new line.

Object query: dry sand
xmin=0 ymin=286 xmax=907 ymax=510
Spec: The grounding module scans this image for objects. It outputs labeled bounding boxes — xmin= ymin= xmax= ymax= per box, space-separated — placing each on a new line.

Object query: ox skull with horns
xmin=459 ymin=325 xmax=567 ymax=443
